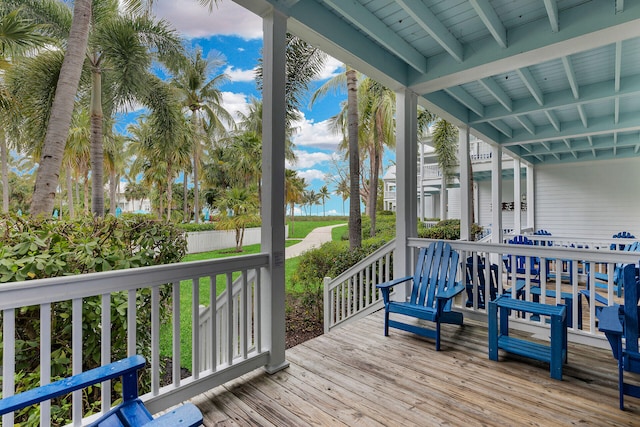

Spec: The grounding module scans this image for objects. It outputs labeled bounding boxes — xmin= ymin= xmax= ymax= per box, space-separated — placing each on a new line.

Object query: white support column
xmin=459 ymin=126 xmax=471 ymax=241
xmin=395 ymin=88 xmax=418 ymax=301
xmin=260 ymin=9 xmax=288 ymax=374
xmin=513 ymin=157 xmax=522 ymax=234
xmin=419 ymin=142 xmax=425 ymax=220
xmin=526 ymin=164 xmax=535 ymax=230
xmin=440 ymin=174 xmax=447 ymax=220
xmin=491 ymin=145 xmax=503 ymax=243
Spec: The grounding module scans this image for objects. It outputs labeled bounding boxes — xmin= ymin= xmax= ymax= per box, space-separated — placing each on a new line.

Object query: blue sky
xmin=151 ymin=0 xmax=356 ymax=216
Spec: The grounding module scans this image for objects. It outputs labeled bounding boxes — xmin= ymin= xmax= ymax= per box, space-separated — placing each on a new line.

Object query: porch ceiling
xmin=238 ymin=0 xmax=640 ymax=165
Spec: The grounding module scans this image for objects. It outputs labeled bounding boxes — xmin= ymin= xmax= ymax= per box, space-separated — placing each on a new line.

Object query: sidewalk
xmin=285 ymin=223 xmax=346 ymax=259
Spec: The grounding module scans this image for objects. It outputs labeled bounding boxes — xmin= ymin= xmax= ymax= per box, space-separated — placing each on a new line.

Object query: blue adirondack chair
xmin=593 ymin=241 xmax=640 ymax=297
xmin=0 ymin=355 xmax=203 ymax=426
xmin=533 ymin=229 xmax=553 ymax=247
xmin=503 ymin=235 xmax=540 ymax=283
xmin=598 ymin=263 xmax=640 ymax=410
xmin=465 ymin=256 xmax=525 ymax=309
xmin=377 ymin=240 xmax=465 ymax=351
xmin=610 ymin=231 xmax=636 ymax=250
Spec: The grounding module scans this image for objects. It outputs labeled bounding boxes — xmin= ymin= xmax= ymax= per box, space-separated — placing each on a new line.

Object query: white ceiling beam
xmin=541 ymin=141 xmax=551 ymax=151
xmin=489 ymin=119 xmax=513 ymax=138
xmin=323 ymin=0 xmax=427 ymax=73
xmin=587 ymin=135 xmax=593 ymax=146
xmin=544 ymin=110 xmax=560 ymax=132
xmin=615 ymin=41 xmax=622 ymax=92
xmin=563 ymin=139 xmax=572 ymax=149
xmin=562 ymin=56 xmax=579 ymax=99
xmin=543 ymin=0 xmax=559 ymax=32
xmin=522 ymin=133 xmax=640 ymax=155
xmin=479 ymin=77 xmax=512 ymax=111
xmin=469 ymin=0 xmax=507 ymax=48
xmin=617 ymin=1 xmax=625 ymax=14
xmin=396 ymin=0 xmax=464 ymax=62
xmin=516 ymin=67 xmax=544 ymax=105
xmin=444 ymin=86 xmax=484 ymax=117
xmin=577 ymin=104 xmax=588 ymax=127
xmin=515 ymin=115 xmax=536 ymax=135
xmin=471 ymin=74 xmax=640 ymax=125
xmin=615 ymin=97 xmax=620 ymax=124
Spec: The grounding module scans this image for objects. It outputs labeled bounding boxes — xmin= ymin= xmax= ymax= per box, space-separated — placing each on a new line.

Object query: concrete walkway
xmin=285 ymin=223 xmax=346 ymax=259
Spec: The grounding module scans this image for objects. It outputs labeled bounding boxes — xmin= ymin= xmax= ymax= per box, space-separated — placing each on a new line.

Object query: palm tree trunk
xmin=1 ymin=130 xmax=9 ymax=213
xmin=90 ymin=64 xmax=105 ymax=217
xmin=346 ymin=67 xmax=361 ymax=249
xmin=31 ymin=0 xmax=92 ymax=216
xmin=66 ymin=167 xmax=75 ymax=218
xmin=109 ymin=170 xmax=117 ymax=216
xmin=191 ymin=111 xmax=200 ymax=223
xmin=83 ymin=173 xmax=90 ymax=213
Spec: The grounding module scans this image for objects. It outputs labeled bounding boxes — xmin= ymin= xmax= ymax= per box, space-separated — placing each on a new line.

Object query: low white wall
xmin=186 ymin=226 xmax=288 ymax=254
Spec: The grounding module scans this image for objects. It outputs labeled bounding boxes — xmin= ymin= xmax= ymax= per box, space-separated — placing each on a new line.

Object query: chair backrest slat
xmin=410 ymin=241 xmax=458 ymax=308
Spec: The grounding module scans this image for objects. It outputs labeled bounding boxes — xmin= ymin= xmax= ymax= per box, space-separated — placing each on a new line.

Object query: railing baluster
xmin=255 ymin=270 xmax=261 ymax=353
xmin=3 ymin=308 xmax=15 ymax=427
xmin=151 ymin=286 xmax=160 ymax=395
xmin=192 ymin=276 xmax=200 ymax=379
xmin=241 ymin=270 xmax=248 ymax=359
xmin=72 ymin=298 xmax=82 ymax=426
xmin=40 ymin=303 xmax=51 ymax=425
xmin=172 ymin=281 xmax=181 ymax=386
xmin=101 ymin=294 xmax=111 ymax=411
xmin=127 ymin=289 xmax=136 ymax=356
xmin=210 ymin=274 xmax=217 ymax=371
xmin=226 ymin=272 xmax=233 ymax=365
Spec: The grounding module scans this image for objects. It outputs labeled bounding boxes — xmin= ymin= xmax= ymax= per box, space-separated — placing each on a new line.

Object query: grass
xmin=287 ymin=218 xmax=347 ymax=239
xmin=160 ymin=222 xmax=328 ymax=368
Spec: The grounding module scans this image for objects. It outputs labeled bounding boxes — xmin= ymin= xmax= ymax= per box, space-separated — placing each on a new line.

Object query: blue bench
xmin=489 ymin=295 xmax=568 ymax=380
xmin=0 ymin=355 xmax=202 ymax=426
xmin=528 ymin=284 xmax=582 ymax=329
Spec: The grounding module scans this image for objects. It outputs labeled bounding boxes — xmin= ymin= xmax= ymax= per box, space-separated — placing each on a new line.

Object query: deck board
xmin=190 ymin=311 xmax=640 ymax=426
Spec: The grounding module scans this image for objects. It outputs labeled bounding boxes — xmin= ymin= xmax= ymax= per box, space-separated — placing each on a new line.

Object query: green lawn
xmin=160 ymin=224 xmax=324 ymax=368
xmin=287 ymin=218 xmax=347 ymax=239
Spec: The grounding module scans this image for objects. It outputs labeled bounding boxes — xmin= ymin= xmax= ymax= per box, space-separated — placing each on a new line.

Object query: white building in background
xmin=113 ymin=181 xmax=152 ymax=214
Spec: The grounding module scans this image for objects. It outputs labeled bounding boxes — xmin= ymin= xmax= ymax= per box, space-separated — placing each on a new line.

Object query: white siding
xmin=535 ymin=158 xmax=640 ymax=239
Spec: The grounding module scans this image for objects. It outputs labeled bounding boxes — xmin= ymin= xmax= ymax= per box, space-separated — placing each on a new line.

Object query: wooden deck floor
xmin=189 ymin=311 xmax=640 ymax=426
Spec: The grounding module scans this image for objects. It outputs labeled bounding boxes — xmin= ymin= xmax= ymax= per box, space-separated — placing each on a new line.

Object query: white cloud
xmin=291 ymin=114 xmax=342 ymax=151
xmin=224 ymin=65 xmax=257 ymax=83
xmin=153 ymin=0 xmax=262 ymax=40
xmin=221 ymin=91 xmax=250 ymax=120
xmin=326 ymin=209 xmax=339 ymax=216
xmin=297 ymin=169 xmax=327 ymax=182
xmin=289 ymin=151 xmax=332 ymax=169
xmin=316 ymin=56 xmax=344 ymax=81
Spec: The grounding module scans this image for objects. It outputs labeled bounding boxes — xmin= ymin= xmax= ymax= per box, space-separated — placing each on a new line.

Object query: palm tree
xmin=311 ymin=65 xmax=362 ymax=248
xmin=215 ymin=186 xmax=260 ymax=252
xmin=318 ymin=185 xmax=330 ymax=216
xmin=335 ymin=177 xmax=349 ymax=216
xmin=64 ymin=107 xmax=92 ymax=216
xmin=26 ymin=0 xmax=92 ymax=216
xmin=285 ymin=168 xmax=305 ymax=233
xmin=172 ymin=48 xmax=233 ymax=223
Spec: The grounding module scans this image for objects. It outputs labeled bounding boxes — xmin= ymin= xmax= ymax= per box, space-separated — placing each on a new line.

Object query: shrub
xmin=0 ymin=214 xmax=186 ymax=425
xmin=418 ymin=219 xmax=483 ymax=240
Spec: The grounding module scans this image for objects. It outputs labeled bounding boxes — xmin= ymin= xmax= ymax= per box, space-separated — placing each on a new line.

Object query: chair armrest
xmin=147 ymin=403 xmax=203 ymax=427
xmin=598 ymin=305 xmax=624 ymax=335
xmin=376 ymin=276 xmax=412 ymax=289
xmin=0 ymin=355 xmax=145 ymax=416
xmin=437 ymin=282 xmax=465 ymax=300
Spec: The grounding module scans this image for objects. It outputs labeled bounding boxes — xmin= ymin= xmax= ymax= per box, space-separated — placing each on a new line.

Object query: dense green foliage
xmin=418 ymin=218 xmax=483 ymax=240
xmin=0 ymin=214 xmax=186 ymax=424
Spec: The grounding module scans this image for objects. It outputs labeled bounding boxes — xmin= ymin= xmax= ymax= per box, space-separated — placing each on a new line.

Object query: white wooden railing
xmin=0 ymin=254 xmax=269 ymax=426
xmin=323 ymin=236 xmax=640 ymax=348
xmin=323 ymin=240 xmax=395 ymax=332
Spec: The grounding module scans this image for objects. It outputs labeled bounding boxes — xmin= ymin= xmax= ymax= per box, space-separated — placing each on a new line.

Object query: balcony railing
xmin=0 ymin=254 xmax=269 ymax=426
xmin=325 ymin=237 xmax=640 ymax=349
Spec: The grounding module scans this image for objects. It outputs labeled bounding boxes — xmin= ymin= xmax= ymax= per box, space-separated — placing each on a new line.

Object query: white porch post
xmin=491 ymin=145 xmax=503 ymax=243
xmin=526 ymin=164 xmax=535 ymax=230
xmin=513 ymin=157 xmax=522 ymax=234
xmin=440 ymin=174 xmax=447 ymax=220
xmin=260 ymin=9 xmax=288 ymax=374
xmin=395 ymin=88 xmax=418 ymax=301
xmin=459 ymin=126 xmax=471 ymax=241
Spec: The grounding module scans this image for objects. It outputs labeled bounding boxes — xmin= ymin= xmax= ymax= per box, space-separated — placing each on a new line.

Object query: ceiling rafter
xmin=468 ymin=0 xmax=507 ymax=48
xmin=521 ymin=135 xmax=640 ymax=156
xmin=444 ymin=86 xmax=484 ymax=117
xmin=543 ymin=0 xmax=559 ymax=32
xmin=615 ymin=98 xmax=620 ymax=124
xmin=488 ymin=119 xmax=512 ymax=138
xmin=541 ymin=141 xmax=551 ymax=151
xmin=544 ymin=110 xmax=560 ymax=132
xmin=617 ymin=1 xmax=625 ymax=14
xmin=322 ymin=0 xmax=427 ymax=73
xmin=615 ymin=41 xmax=622 ymax=92
xmin=563 ymin=139 xmax=571 ymax=149
xmin=470 ymin=74 xmax=640 ymax=126
xmin=396 ymin=0 xmax=464 ymax=62
xmin=562 ymin=56 xmax=580 ymax=99
xmin=577 ymin=104 xmax=588 ymax=128
xmin=479 ymin=77 xmax=512 ymax=112
xmin=515 ymin=115 xmax=535 ymax=135
xmin=516 ymin=68 xmax=544 ymax=106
